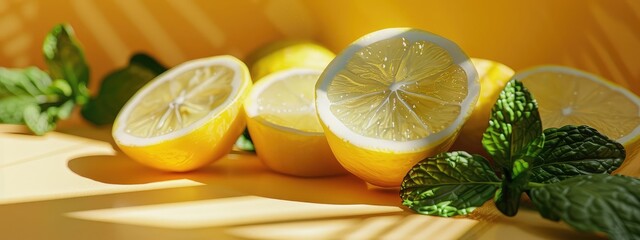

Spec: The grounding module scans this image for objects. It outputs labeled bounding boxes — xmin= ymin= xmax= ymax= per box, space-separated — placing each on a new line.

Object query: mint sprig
xmin=401 ymin=79 xmax=636 ymax=239
xmin=0 ymin=24 xmax=89 ymax=135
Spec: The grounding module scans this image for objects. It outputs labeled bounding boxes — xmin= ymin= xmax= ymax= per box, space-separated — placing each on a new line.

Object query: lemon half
xmin=245 ymin=68 xmax=345 ymax=177
xmin=112 ymin=55 xmax=252 ymax=172
xmin=516 ymin=66 xmax=640 ymax=176
xmin=315 ymin=28 xmax=480 ymax=187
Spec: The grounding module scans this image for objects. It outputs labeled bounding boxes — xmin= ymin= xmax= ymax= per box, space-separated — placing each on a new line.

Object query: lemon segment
xmin=450 ymin=58 xmax=515 ymax=155
xmin=516 ymin=66 xmax=640 ymax=176
xmin=112 ymin=55 xmax=252 ymax=172
xmin=245 ymin=68 xmax=345 ymax=177
xmin=316 ymin=28 xmax=479 ymax=187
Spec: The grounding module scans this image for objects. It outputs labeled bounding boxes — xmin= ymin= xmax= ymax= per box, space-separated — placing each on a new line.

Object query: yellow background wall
xmin=1 ymin=0 xmax=639 ymax=94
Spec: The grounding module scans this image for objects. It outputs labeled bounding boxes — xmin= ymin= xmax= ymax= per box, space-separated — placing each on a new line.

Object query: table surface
xmin=0 ymin=123 xmax=605 ymax=240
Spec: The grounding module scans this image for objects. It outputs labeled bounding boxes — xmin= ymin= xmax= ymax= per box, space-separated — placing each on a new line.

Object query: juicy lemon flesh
xmin=328 ymin=37 xmax=467 ymax=142
xmin=255 ymin=73 xmax=323 ymax=133
xmin=125 ymin=66 xmax=233 ymax=138
xmin=522 ymin=72 xmax=640 ymax=140
xmin=247 ymin=70 xmax=345 ymax=177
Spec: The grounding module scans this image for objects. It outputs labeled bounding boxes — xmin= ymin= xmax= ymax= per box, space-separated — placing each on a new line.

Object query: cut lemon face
xmin=516 ymin=66 xmax=640 ymax=176
xmin=450 ymin=58 xmax=514 ymax=156
xmin=112 ymin=55 xmax=252 ymax=172
xmin=315 ymin=28 xmax=479 ymax=187
xmin=244 ymin=68 xmax=345 ymax=177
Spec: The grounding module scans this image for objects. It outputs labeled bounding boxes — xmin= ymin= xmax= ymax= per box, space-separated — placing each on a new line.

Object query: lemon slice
xmin=244 ymin=68 xmax=345 ymax=177
xmin=315 ymin=28 xmax=480 ymax=187
xmin=450 ymin=58 xmax=514 ymax=155
xmin=516 ymin=66 xmax=640 ymax=176
xmin=112 ymin=55 xmax=252 ymax=172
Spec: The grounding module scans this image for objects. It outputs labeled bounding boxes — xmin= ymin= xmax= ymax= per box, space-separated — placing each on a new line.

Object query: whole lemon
xmin=245 ymin=40 xmax=335 ymax=81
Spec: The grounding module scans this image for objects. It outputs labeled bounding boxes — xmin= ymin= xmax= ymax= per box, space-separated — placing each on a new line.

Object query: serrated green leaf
xmin=43 ymin=23 xmax=90 ymax=105
xmin=531 ymin=125 xmax=625 ymax=183
xmin=23 ymin=105 xmax=54 ymax=135
xmin=529 ymin=174 xmax=640 ymax=240
xmin=0 ymin=96 xmax=38 ymax=123
xmin=81 ymin=53 xmax=166 ymax=125
xmin=482 ymin=80 xmax=542 ymax=170
xmin=401 ymin=151 xmax=501 ymax=217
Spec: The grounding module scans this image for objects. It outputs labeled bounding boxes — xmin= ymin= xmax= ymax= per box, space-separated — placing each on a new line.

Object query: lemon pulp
xmin=328 ymin=37 xmax=467 ymax=141
xmin=125 ymin=66 xmax=233 ymax=138
xmin=516 ymin=66 xmax=640 ymax=177
xmin=521 ymin=71 xmax=640 ymax=140
xmin=253 ymin=72 xmax=323 ymax=133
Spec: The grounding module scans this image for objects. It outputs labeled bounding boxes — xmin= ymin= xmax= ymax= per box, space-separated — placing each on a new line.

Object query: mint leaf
xmin=56 ymin=99 xmax=75 ymax=119
xmin=0 ymin=67 xmax=58 ymax=127
xmin=482 ymin=80 xmax=542 ymax=170
xmin=401 ymin=151 xmax=501 ymax=217
xmin=531 ymin=125 xmax=625 ymax=183
xmin=23 ymin=105 xmax=54 ymax=135
xmin=0 ymin=96 xmax=38 ymax=123
xmin=49 ymin=79 xmax=72 ymax=97
xmin=529 ymin=174 xmax=640 ymax=240
xmin=81 ymin=53 xmax=166 ymax=125
xmin=0 ymin=67 xmax=52 ymax=97
xmin=43 ymin=23 xmax=90 ymax=105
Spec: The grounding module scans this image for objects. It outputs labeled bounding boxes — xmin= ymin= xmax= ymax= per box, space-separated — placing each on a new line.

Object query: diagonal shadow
xmin=66 ymin=150 xmax=400 ymax=207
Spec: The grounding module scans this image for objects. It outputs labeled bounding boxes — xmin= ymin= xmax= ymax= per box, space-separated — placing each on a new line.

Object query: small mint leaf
xmin=531 ymin=125 xmax=625 ymax=183
xmin=0 ymin=67 xmax=52 ymax=97
xmin=512 ymin=159 xmax=529 ymax=177
xmin=529 ymin=174 xmax=640 ymax=240
xmin=56 ymin=99 xmax=75 ymax=119
xmin=482 ymin=80 xmax=542 ymax=170
xmin=49 ymin=79 xmax=72 ymax=97
xmin=43 ymin=23 xmax=90 ymax=105
xmin=23 ymin=105 xmax=54 ymax=135
xmin=401 ymin=151 xmax=501 ymax=217
xmin=0 ymin=96 xmax=39 ymax=124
